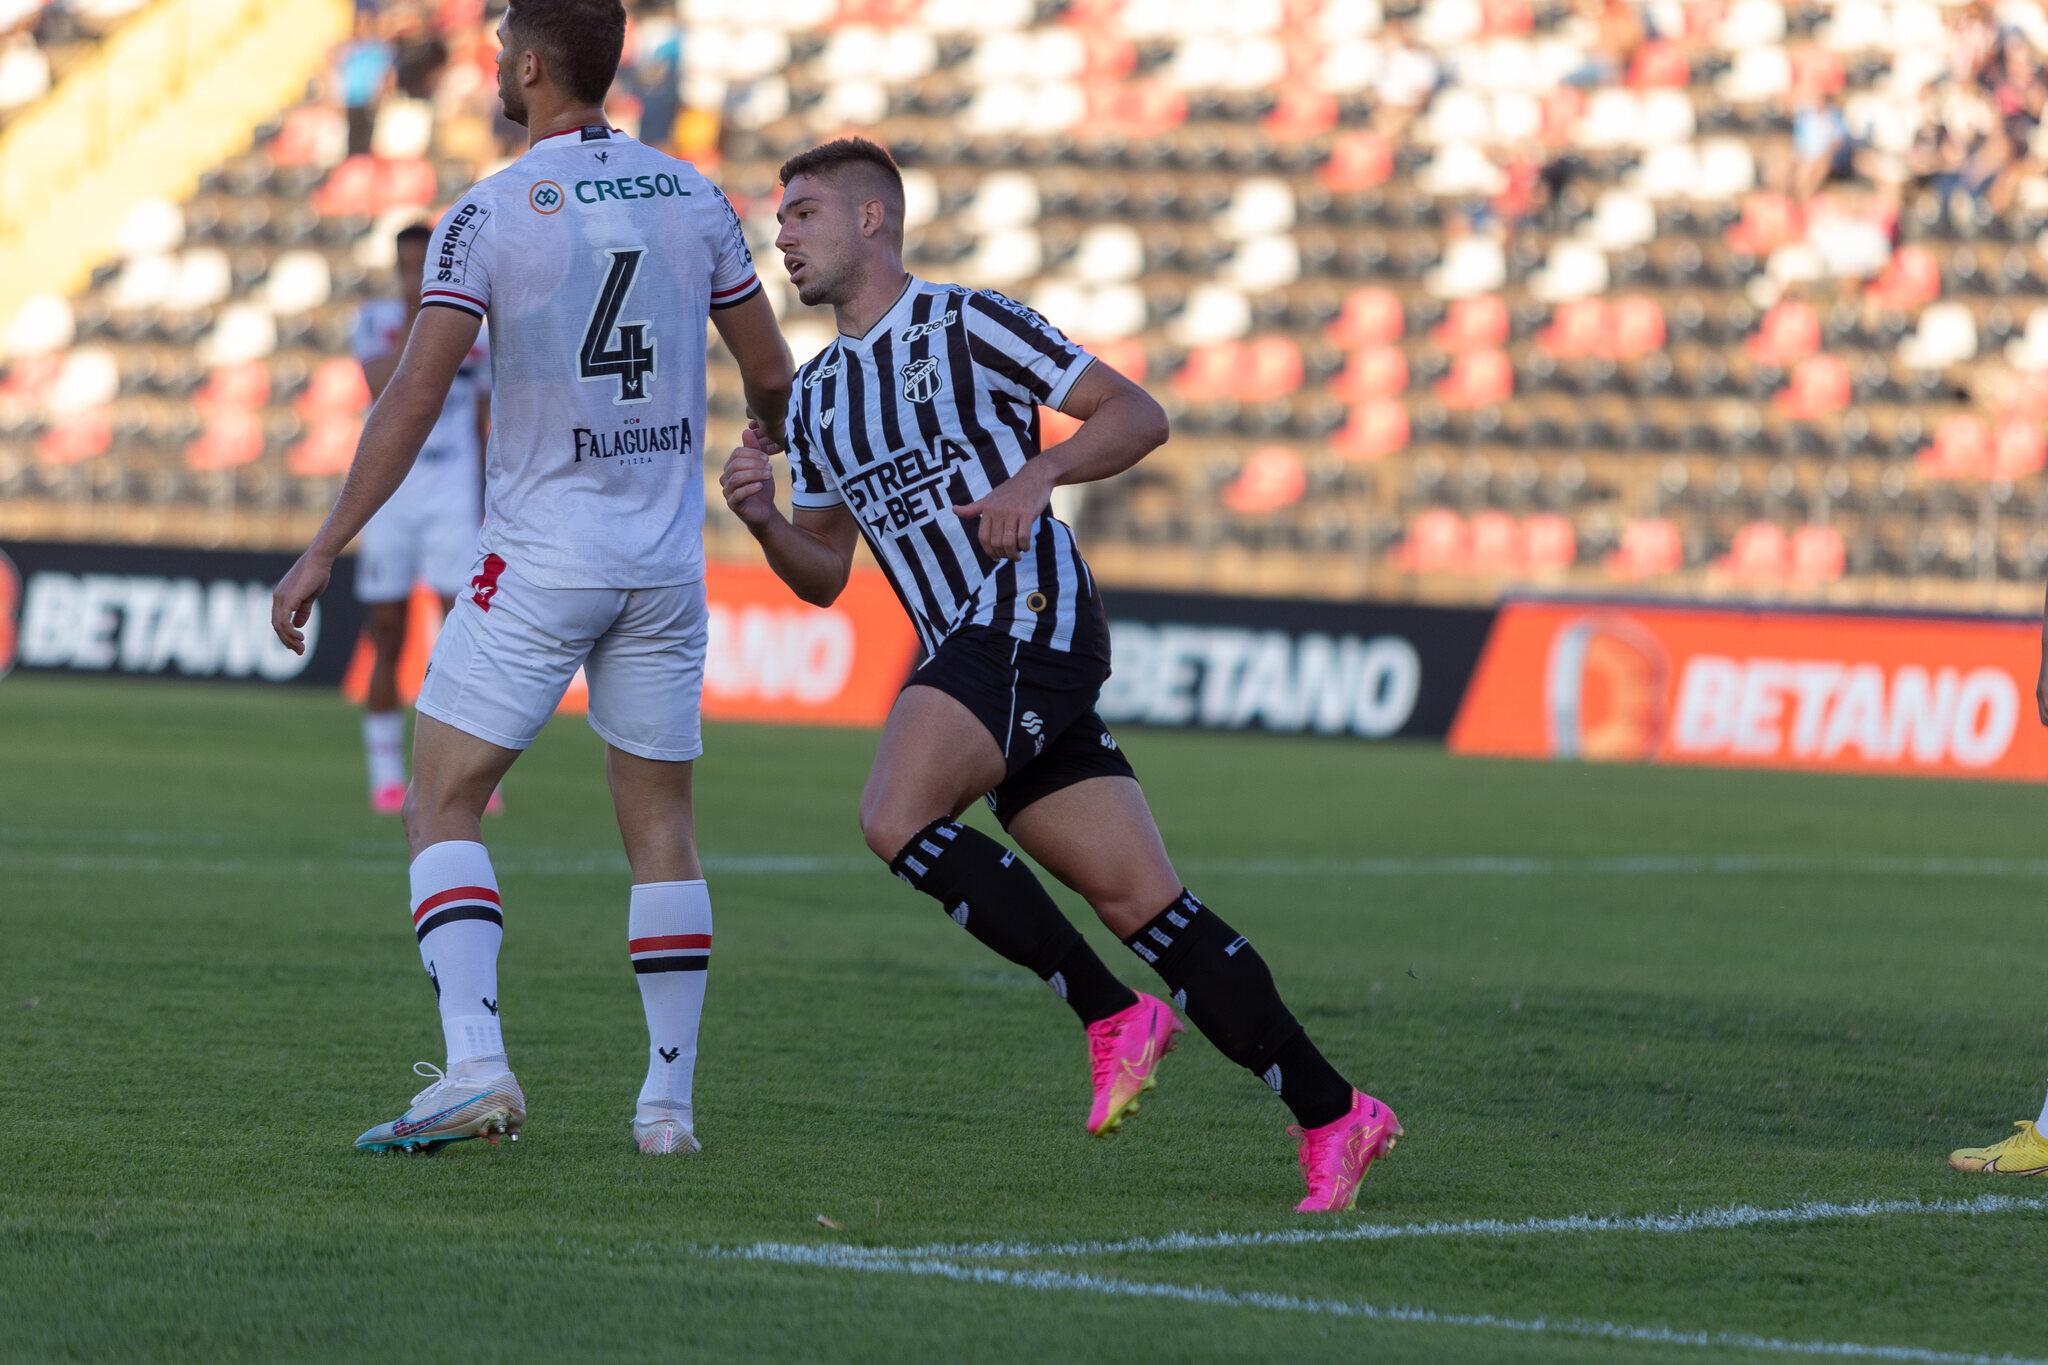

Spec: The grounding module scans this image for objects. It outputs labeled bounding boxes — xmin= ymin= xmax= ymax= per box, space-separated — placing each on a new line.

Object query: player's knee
xmin=859 ymin=804 xmax=918 ymax=863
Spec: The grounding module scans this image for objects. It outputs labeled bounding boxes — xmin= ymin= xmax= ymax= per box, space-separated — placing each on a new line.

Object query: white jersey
xmin=350 ymin=298 xmax=489 ymax=520
xmin=421 ymin=124 xmax=761 ymax=589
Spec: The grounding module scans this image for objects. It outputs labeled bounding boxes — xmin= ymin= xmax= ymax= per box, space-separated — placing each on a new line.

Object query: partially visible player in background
xmin=721 ymin=138 xmax=1397 ymax=1213
xmin=350 ymin=222 xmax=492 ymax=814
xmin=272 ymin=0 xmax=793 ymax=1159
xmin=1948 ymin=608 xmax=2048 ymax=1177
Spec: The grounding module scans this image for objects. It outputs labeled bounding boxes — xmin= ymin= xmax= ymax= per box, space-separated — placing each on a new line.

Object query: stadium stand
xmin=7 ymin=0 xmax=2048 ymax=611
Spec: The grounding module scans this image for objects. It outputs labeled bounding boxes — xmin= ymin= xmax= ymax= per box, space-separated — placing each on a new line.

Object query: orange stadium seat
xmin=1435 ymin=349 xmax=1513 ymax=411
xmin=1430 ymin=295 xmax=1510 ymax=355
xmin=1606 ymin=517 xmax=1685 ymax=581
xmin=296 ymin=357 xmax=370 ymax=422
xmin=1399 ymin=507 xmax=1469 ymax=574
xmin=184 ymin=410 xmax=265 ymax=472
xmin=1868 ymin=246 xmax=1941 ymax=313
xmin=1467 ymin=510 xmax=1521 ymax=576
xmin=1331 ymin=399 xmax=1410 ymax=463
xmin=1221 ymin=445 xmax=1307 ymax=515
xmin=1522 ymin=513 xmax=1578 ymax=574
xmin=1719 ymin=522 xmax=1792 ymax=583
xmin=194 ymin=361 xmax=272 ymax=415
xmin=1331 ymin=346 xmax=1408 ymax=404
xmin=1789 ymin=524 xmax=1846 ymax=585
xmin=1325 ymin=287 xmax=1404 ymax=350
xmin=1918 ymin=415 xmax=1991 ymax=480
xmin=1746 ymin=299 xmax=1822 ymax=367
xmin=1773 ymin=353 xmax=1851 ymax=421
xmin=1992 ymin=418 xmax=2048 ymax=481
xmin=34 ymin=413 xmax=111 ymax=467
xmin=1608 ymin=297 xmax=1667 ymax=362
xmin=1539 ymin=299 xmax=1607 ymax=360
xmin=287 ymin=417 xmax=361 ymax=478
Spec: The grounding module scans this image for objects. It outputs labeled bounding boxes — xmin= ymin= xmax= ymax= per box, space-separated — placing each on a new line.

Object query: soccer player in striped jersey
xmin=720 ymin=139 xmax=1400 ymax=1212
xmin=272 ymin=0 xmax=794 ymax=1157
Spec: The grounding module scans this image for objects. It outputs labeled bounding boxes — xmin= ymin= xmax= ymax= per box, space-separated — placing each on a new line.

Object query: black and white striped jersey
xmin=783 ymin=277 xmax=1108 ymax=657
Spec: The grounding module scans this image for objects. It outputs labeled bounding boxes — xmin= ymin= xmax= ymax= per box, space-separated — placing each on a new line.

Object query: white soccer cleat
xmin=355 ymin=1061 xmax=525 ymax=1154
xmin=633 ymin=1108 xmax=699 ymax=1156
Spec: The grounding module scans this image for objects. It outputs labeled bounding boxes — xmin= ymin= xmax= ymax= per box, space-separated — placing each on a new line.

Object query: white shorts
xmin=355 ymin=498 xmax=482 ymax=604
xmin=416 ymin=553 xmax=707 ymax=762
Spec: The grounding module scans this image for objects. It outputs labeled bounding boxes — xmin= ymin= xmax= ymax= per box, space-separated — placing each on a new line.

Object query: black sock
xmin=891 ymin=819 xmax=1137 ymax=1025
xmin=1123 ymin=889 xmax=1354 ymax=1128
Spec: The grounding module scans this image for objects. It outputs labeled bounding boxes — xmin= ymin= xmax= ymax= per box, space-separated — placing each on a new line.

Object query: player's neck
xmin=526 ymin=104 xmax=611 ymax=147
xmin=833 ymin=266 xmax=913 ymax=340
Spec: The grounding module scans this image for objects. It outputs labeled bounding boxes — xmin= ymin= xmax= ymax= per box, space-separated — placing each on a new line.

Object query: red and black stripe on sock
xmin=1122 ymin=889 xmax=1354 ymax=1129
xmin=890 ymin=819 xmax=1138 ymax=1026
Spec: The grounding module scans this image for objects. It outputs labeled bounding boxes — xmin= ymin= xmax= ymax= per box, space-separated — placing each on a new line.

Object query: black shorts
xmin=905 ymin=626 xmax=1138 ymax=827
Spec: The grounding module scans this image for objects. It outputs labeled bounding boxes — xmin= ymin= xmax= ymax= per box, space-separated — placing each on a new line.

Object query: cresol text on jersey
xmin=572 ymin=418 xmax=690 ymax=464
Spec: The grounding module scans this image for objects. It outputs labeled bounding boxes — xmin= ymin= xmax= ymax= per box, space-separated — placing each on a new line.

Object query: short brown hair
xmin=506 ymin=0 xmax=626 ymax=106
xmin=778 ymin=137 xmax=904 ymax=220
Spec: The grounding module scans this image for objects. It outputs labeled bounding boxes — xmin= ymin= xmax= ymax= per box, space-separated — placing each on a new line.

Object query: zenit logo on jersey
xmin=898 ymin=310 xmax=958 ymax=344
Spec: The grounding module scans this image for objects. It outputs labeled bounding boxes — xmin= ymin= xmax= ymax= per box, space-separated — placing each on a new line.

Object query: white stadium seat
xmin=171 ymin=249 xmax=233 ymax=311
xmin=5 ymin=294 xmax=72 ymax=358
xmin=263 ymin=251 xmax=333 ymax=316
xmin=117 ymin=199 xmax=184 ymax=259
xmin=1531 ymin=240 xmax=1610 ymax=303
xmin=965 ymin=228 xmax=1043 ymax=287
xmin=1427 ymin=235 xmax=1506 ymax=299
xmin=1172 ymin=283 xmax=1253 ymax=345
xmin=1229 ymin=235 xmax=1302 ymax=292
xmin=1220 ymin=177 xmax=1296 ymax=240
xmin=1074 ymin=224 xmax=1145 ymax=285
xmin=46 ymin=347 xmax=118 ymax=417
xmin=968 ymin=173 xmax=1041 ymax=233
xmin=1898 ymin=302 xmax=1978 ymax=370
xmin=201 ymin=305 xmax=278 ymax=368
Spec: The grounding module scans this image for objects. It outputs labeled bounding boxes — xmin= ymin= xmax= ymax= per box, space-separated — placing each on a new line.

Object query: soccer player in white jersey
xmin=720 ymin=139 xmax=1400 ymax=1212
xmin=350 ymin=221 xmax=492 ymax=814
xmin=1949 ymin=629 xmax=2048 ymax=1176
xmin=272 ymin=0 xmax=794 ymax=1157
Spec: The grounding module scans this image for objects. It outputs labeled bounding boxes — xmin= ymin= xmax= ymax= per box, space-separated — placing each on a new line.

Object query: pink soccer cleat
xmin=1290 ymin=1089 xmax=1401 ymax=1213
xmin=484 ymin=788 xmax=505 ymax=816
xmin=1085 ymin=992 xmax=1183 ymax=1136
xmin=370 ymin=782 xmax=407 ymax=815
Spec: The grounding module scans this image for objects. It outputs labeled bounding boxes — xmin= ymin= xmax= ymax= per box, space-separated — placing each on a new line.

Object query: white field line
xmin=6 ymin=827 xmax=2048 ymax=881
xmin=848 ymin=1192 xmax=2048 ymax=1262
xmin=703 ymin=1241 xmax=2041 ymax=1365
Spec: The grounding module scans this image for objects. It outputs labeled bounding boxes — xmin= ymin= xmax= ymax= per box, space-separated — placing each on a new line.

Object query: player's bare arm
xmin=720 ymin=430 xmax=859 ymax=606
xmin=951 ymin=362 xmax=1168 ymax=562
xmin=271 ymin=305 xmax=482 ymax=653
xmin=710 ymin=289 xmax=795 ymax=439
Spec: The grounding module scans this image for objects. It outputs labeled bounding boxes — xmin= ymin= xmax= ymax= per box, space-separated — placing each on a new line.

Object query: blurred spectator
xmin=622 ymin=2 xmax=682 ymax=153
xmin=389 ymin=5 xmax=448 ymax=102
xmin=334 ymin=12 xmax=394 ymax=157
xmin=1372 ymin=21 xmax=1439 ymax=139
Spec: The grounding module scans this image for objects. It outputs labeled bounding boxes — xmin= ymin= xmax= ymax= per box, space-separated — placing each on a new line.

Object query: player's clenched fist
xmin=270 ymin=548 xmax=333 ymax=655
xmin=721 ymin=426 xmax=779 ymax=528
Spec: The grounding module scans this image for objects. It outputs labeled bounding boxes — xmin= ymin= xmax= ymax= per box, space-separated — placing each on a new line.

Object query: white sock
xmin=363 ymin=711 xmax=406 ymax=790
xmin=409 ymin=840 xmax=506 ymax=1072
xmin=2035 ymin=1086 xmax=2048 ymax=1133
xmin=628 ymin=880 xmax=712 ymax=1128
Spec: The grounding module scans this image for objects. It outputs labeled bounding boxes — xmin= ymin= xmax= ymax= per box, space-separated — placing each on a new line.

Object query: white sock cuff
xmin=409 ymin=840 xmax=499 ymax=912
xmin=629 ymin=880 xmax=712 ymax=937
xmin=364 ymin=711 xmax=405 ymax=744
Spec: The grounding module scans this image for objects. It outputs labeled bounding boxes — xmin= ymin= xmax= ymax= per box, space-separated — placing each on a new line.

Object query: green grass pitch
xmin=4 ymin=674 xmax=2048 ymax=1361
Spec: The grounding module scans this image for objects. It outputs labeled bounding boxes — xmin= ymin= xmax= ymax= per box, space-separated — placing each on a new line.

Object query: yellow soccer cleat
xmin=1949 ymin=1121 xmax=2048 ymax=1176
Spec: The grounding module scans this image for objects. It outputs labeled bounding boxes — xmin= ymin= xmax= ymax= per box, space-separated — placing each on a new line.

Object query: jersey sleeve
xmin=419 ymin=193 xmax=495 ymax=319
xmin=784 ymin=378 xmax=844 ymax=509
xmin=705 ymin=184 xmax=761 ymax=312
xmin=349 ymin=303 xmax=397 ymax=365
xmin=962 ymin=290 xmax=1096 ymax=411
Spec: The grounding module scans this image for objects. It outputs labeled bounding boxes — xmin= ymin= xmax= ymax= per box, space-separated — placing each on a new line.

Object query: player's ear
xmin=860 ymin=197 xmax=885 ymax=239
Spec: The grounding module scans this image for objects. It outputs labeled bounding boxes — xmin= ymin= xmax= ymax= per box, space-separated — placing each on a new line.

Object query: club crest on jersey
xmin=901 ymin=357 xmax=945 ymax=404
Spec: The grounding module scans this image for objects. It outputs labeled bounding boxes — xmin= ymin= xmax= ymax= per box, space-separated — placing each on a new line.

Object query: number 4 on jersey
xmin=580 ymin=248 xmax=657 ymax=404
